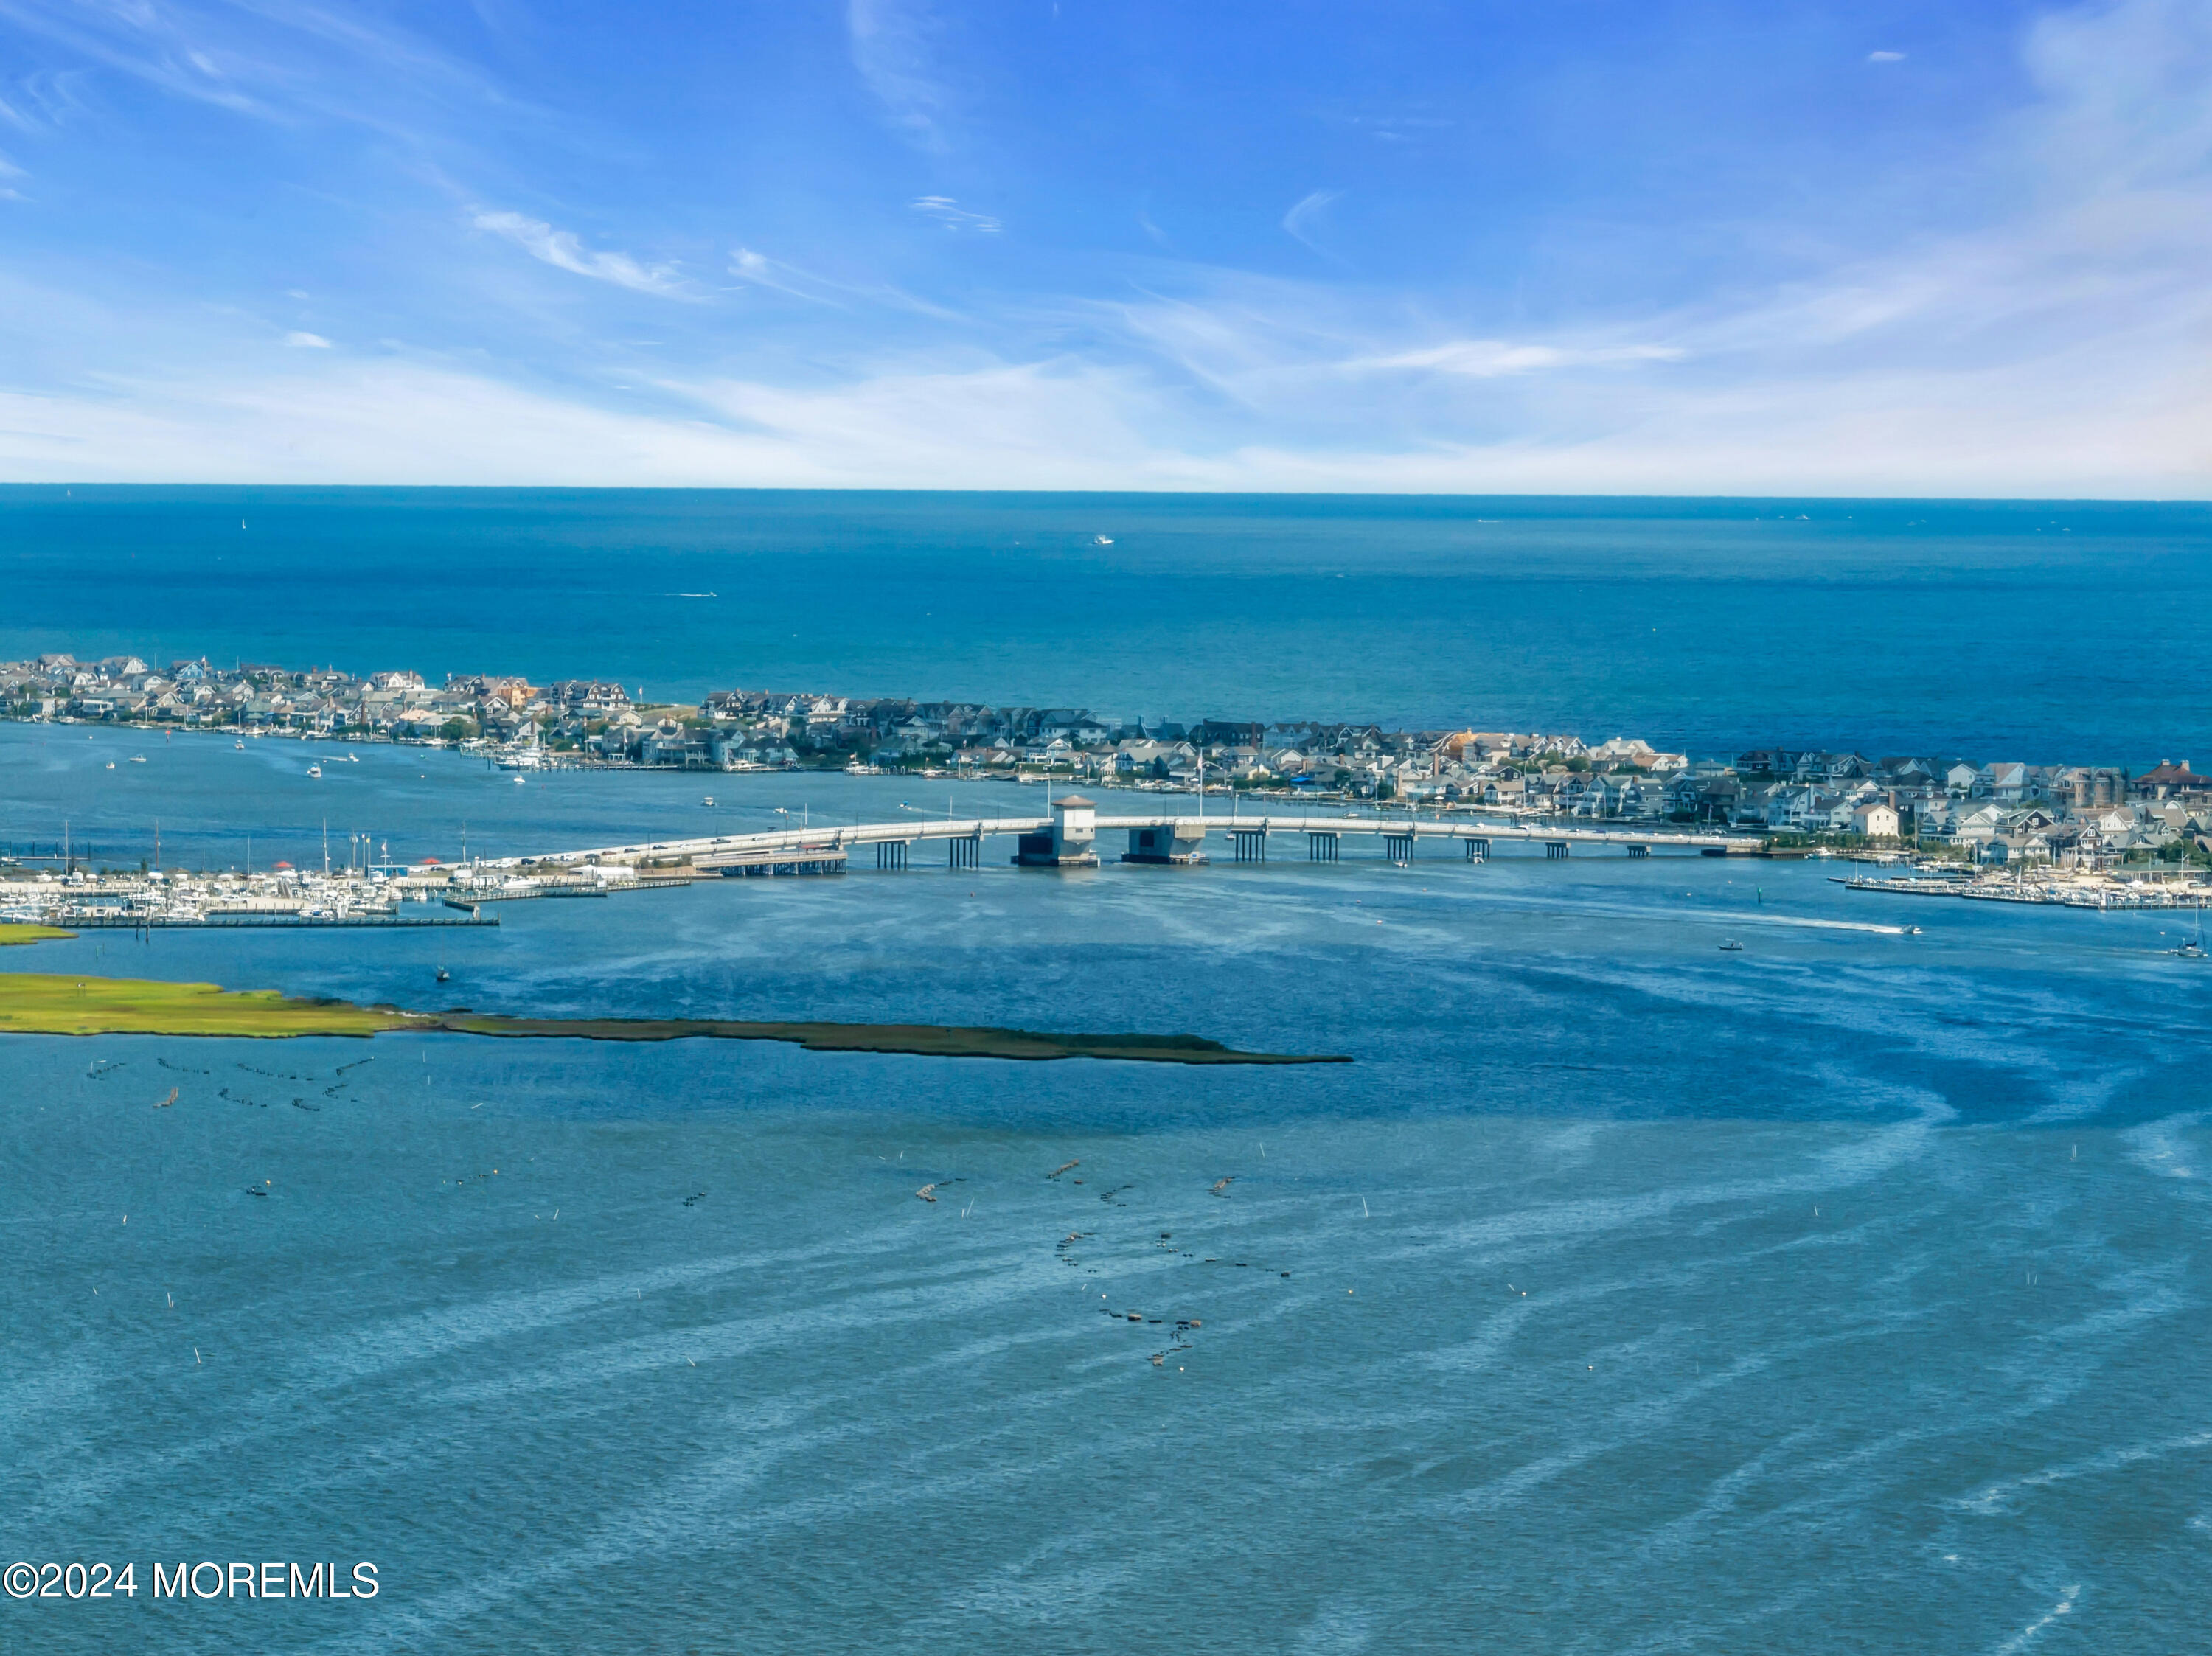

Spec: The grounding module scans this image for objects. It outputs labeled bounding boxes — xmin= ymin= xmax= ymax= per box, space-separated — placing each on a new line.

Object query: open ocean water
xmin=1 ymin=493 xmax=2210 ymax=1653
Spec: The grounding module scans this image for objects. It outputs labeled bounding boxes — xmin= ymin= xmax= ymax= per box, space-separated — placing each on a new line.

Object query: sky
xmin=0 ymin=0 xmax=2206 ymax=493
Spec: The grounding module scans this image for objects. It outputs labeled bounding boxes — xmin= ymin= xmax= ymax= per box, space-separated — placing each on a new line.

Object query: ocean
xmin=1 ymin=492 xmax=2208 ymax=1653
xmin=4 ymin=487 xmax=2212 ymax=762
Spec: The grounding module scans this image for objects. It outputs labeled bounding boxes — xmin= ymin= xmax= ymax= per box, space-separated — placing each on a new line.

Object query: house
xmin=2136 ymin=761 xmax=2211 ymax=799
xmin=1850 ymin=802 xmax=1901 ymax=839
xmin=2053 ymin=766 xmax=2129 ymax=810
xmin=1192 ymin=719 xmax=1265 ymax=751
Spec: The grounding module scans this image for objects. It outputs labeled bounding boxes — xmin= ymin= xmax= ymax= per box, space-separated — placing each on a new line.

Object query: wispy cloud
xmin=728 ymin=247 xmax=964 ymax=319
xmin=911 ymin=195 xmax=999 ymax=232
xmin=848 ymin=0 xmax=952 ymax=150
xmin=728 ymin=247 xmax=845 ymax=305
xmin=0 ymin=0 xmax=270 ymax=117
xmin=1868 ymin=51 xmax=1905 ymax=63
xmin=1281 ymin=189 xmax=1344 ymax=258
xmin=282 ymin=330 xmax=331 ymax=348
xmin=1362 ymin=341 xmax=1685 ymax=376
xmin=473 ymin=211 xmax=688 ymax=296
xmin=0 ymin=0 xmax=521 ymax=142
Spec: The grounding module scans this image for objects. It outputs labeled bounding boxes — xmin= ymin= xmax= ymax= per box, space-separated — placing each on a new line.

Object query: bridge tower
xmin=1122 ymin=821 xmax=1208 ymax=864
xmin=1016 ymin=795 xmax=1100 ymax=868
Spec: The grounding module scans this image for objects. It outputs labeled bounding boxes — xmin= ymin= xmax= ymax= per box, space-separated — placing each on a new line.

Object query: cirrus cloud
xmin=473 ymin=211 xmax=688 ymax=297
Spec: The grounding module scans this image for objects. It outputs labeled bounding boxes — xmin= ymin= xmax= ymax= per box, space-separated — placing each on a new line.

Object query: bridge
xmin=493 ymin=795 xmax=1754 ymax=875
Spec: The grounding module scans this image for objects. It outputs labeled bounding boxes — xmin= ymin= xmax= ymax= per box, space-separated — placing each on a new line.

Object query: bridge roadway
xmin=493 ymin=813 xmax=1750 ymax=870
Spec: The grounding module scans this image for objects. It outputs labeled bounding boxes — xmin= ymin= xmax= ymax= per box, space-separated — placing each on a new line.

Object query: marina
xmin=1839 ymin=872 xmax=2212 ymax=909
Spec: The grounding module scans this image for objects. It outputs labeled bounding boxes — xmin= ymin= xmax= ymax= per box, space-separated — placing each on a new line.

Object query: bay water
xmin=1 ymin=492 xmax=2209 ymax=1652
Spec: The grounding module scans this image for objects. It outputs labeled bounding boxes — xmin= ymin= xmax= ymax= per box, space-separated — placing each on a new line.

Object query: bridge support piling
xmin=1309 ymin=832 xmax=1338 ymax=862
xmin=877 ymin=841 xmax=910 ymax=871
xmin=1545 ymin=841 xmax=1570 ymax=859
xmin=1384 ymin=832 xmax=1415 ymax=866
xmin=948 ymin=835 xmax=978 ymax=870
xmin=1122 ymin=824 xmax=1206 ymax=864
xmin=1232 ymin=828 xmax=1267 ymax=863
xmin=1464 ymin=837 xmax=1490 ymax=862
xmin=1626 ymin=843 xmax=1649 ymax=859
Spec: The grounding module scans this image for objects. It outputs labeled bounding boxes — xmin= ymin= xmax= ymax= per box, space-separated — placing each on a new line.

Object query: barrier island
xmin=0 ymin=973 xmax=1346 ymax=1065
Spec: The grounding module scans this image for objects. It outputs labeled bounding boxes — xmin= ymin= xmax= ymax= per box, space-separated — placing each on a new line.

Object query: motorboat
xmin=307 ymin=765 xmax=322 ymax=778
xmin=1718 ymin=940 xmax=1744 ymax=951
xmin=2171 ymin=902 xmax=2208 ymax=960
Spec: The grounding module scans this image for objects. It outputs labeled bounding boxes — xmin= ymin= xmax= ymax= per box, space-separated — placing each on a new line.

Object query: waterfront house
xmin=2135 ymin=761 xmax=2211 ymax=800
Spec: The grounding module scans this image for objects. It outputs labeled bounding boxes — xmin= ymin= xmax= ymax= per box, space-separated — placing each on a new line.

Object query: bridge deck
xmin=496 ymin=813 xmax=1748 ymax=870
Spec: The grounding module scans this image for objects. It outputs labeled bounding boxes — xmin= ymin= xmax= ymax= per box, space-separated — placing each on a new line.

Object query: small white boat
xmin=513 ymin=776 xmax=525 ymax=785
xmin=128 ymin=754 xmax=147 ymax=764
xmin=701 ymin=796 xmax=715 ymax=807
xmin=103 ymin=760 xmax=115 ymax=770
xmin=234 ymin=740 xmax=245 ymax=750
xmin=307 ymin=765 xmax=322 ymax=778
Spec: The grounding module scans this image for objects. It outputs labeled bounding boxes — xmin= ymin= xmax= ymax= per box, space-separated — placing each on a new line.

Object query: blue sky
xmin=0 ymin=0 xmax=2205 ymax=492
